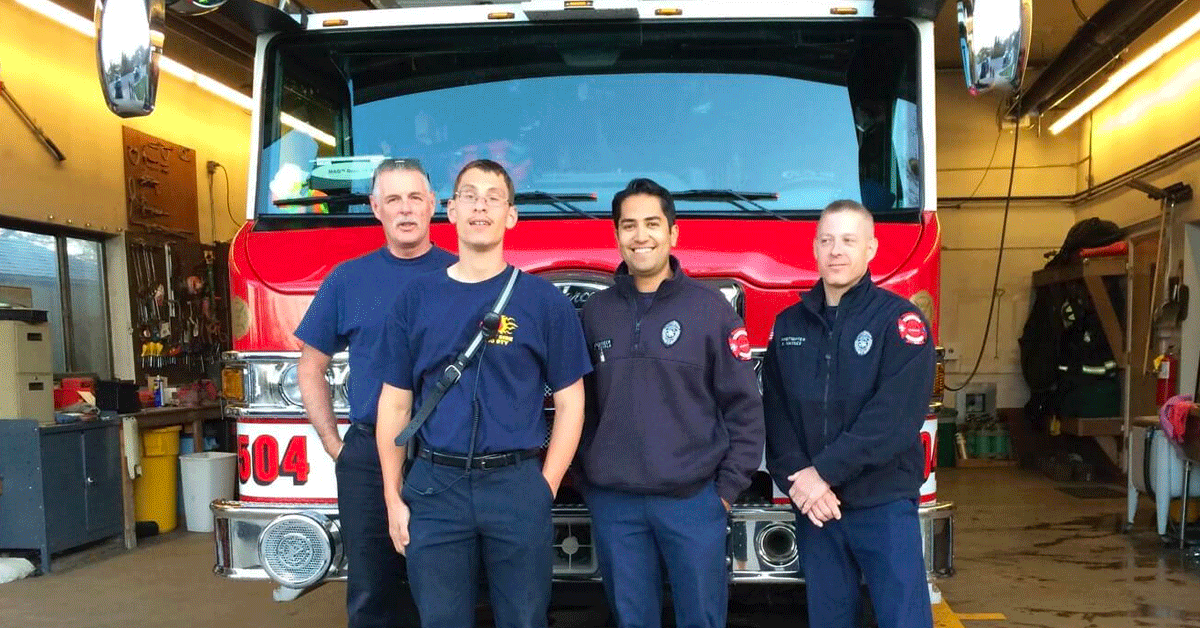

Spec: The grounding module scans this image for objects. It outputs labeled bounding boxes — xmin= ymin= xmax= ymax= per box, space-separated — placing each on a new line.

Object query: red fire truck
xmin=95 ymin=0 xmax=1033 ymax=612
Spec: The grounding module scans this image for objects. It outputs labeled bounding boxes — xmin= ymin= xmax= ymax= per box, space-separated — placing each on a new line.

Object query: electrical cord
xmin=947 ymin=96 xmax=1021 ymax=392
xmin=213 ymin=163 xmax=243 ymax=230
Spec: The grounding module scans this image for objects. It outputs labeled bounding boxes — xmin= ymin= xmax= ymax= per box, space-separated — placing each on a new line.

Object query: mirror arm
xmin=0 ymin=77 xmax=66 ymax=162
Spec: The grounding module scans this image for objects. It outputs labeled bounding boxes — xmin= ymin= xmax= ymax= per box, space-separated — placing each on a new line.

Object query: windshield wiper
xmin=517 ymin=191 xmax=601 ymax=219
xmin=670 ymin=189 xmax=788 ymax=221
xmin=439 ymin=191 xmax=601 ymax=219
xmin=272 ymin=192 xmax=370 ymax=208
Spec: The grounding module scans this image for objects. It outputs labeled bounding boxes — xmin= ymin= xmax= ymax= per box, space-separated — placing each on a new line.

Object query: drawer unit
xmin=0 ymin=320 xmax=52 ymax=374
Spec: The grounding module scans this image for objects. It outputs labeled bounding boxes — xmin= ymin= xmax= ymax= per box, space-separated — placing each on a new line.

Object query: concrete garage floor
xmin=1 ymin=468 xmax=1199 ymax=628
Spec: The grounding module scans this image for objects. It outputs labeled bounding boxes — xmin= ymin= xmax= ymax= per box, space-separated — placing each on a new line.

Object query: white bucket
xmin=179 ymin=452 xmax=238 ymax=532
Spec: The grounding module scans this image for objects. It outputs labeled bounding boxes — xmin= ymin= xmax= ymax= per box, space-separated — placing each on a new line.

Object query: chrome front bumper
xmin=213 ymin=500 xmax=954 ymax=593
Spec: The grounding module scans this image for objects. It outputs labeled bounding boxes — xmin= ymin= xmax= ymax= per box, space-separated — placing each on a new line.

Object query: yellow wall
xmin=934 ymin=71 xmax=1080 ymax=408
xmin=0 ymin=0 xmax=249 ymax=242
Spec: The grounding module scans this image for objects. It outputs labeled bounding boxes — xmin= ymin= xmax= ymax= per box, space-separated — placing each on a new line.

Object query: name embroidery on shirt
xmin=779 ymin=336 xmax=806 ymax=347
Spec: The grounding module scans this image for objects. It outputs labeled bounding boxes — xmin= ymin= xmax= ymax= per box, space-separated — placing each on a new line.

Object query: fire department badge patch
xmin=728 ymin=327 xmax=752 ymax=361
xmin=854 ymin=330 xmax=873 ymax=355
xmin=662 ymin=320 xmax=681 ymax=346
xmin=897 ymin=312 xmax=927 ymax=345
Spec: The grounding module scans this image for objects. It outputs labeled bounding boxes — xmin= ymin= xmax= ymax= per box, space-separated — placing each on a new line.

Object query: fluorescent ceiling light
xmin=13 ymin=0 xmax=335 ymax=146
xmin=1050 ymin=9 xmax=1200 ymax=135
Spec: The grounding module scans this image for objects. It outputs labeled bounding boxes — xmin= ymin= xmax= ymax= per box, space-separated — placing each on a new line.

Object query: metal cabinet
xmin=0 ymin=420 xmax=122 ymax=573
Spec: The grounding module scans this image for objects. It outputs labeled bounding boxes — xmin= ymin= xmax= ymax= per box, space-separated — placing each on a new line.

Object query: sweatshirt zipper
xmin=822 ymin=308 xmax=837 ymax=445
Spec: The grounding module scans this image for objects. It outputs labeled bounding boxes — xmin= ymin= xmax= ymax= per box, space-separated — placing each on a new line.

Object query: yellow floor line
xmin=932 ymin=601 xmax=967 ymax=628
xmin=933 ymin=600 xmax=1007 ymax=627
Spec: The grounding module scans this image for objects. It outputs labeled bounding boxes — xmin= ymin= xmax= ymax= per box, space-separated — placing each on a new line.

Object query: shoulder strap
xmin=395 ymin=266 xmax=521 ymax=446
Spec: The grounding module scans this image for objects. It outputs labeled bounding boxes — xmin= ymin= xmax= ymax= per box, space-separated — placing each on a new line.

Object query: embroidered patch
xmin=780 ymin=336 xmax=806 ymax=347
xmin=854 ymin=330 xmax=873 ymax=355
xmin=488 ymin=315 xmax=518 ymax=346
xmin=661 ymin=320 xmax=681 ymax=347
xmin=728 ymin=327 xmax=752 ymax=361
xmin=897 ymin=312 xmax=927 ymax=345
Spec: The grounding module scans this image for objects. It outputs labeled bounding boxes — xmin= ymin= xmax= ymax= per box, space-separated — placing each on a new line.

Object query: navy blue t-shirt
xmin=375 ymin=267 xmax=592 ymax=454
xmin=294 ymin=246 xmax=456 ymax=424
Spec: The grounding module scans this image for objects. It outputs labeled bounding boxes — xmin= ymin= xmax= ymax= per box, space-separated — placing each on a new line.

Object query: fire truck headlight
xmin=278 ymin=364 xmax=303 ymax=407
xmin=258 ymin=512 xmax=340 ymax=589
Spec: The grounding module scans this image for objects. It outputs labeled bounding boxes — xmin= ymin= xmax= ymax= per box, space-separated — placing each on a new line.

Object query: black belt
xmin=349 ymin=422 xmax=375 ymax=436
xmin=417 ymin=447 xmax=542 ymax=470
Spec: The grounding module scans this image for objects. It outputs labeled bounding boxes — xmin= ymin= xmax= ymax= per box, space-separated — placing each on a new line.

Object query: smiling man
xmin=374 ymin=159 xmax=591 ymax=628
xmin=576 ymin=178 xmax=763 ymax=628
xmin=294 ymin=159 xmax=454 ymax=628
xmin=762 ymin=200 xmax=935 ymax=628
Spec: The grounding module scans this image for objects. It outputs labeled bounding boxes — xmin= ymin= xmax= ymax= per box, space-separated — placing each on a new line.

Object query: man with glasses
xmin=375 ymin=159 xmax=591 ymax=628
xmin=296 ymin=159 xmax=454 ymax=628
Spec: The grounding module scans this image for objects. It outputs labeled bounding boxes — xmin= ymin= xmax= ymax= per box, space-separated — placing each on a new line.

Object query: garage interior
xmin=2 ymin=0 xmax=1200 ymax=626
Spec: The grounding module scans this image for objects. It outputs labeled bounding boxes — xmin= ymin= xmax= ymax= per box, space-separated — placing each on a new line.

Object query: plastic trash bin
xmin=179 ymin=451 xmax=237 ymax=532
xmin=135 ymin=425 xmax=182 ymax=533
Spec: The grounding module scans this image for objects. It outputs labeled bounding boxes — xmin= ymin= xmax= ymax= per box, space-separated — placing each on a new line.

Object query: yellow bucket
xmin=135 ymin=425 xmax=182 ymax=533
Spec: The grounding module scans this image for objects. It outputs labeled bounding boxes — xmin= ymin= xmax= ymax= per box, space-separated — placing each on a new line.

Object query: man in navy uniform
xmin=762 ymin=199 xmax=934 ymax=628
xmin=296 ymin=159 xmax=454 ymax=628
xmin=374 ymin=159 xmax=591 ymax=628
xmin=577 ymin=178 xmax=763 ymax=628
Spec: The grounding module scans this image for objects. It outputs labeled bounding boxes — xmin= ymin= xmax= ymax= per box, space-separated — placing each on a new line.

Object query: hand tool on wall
xmin=0 ymin=62 xmax=66 ymax=162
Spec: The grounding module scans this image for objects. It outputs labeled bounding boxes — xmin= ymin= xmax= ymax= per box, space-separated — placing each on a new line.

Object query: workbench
xmin=118 ymin=404 xmax=223 ymax=550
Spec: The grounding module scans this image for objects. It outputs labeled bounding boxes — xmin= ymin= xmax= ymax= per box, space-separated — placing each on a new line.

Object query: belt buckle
xmin=477 ymin=457 xmax=494 ymax=470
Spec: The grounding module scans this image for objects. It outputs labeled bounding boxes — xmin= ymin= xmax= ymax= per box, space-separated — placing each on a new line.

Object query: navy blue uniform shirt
xmin=763 ymin=274 xmax=934 ymax=510
xmin=294 ymin=246 xmax=456 ymax=424
xmin=375 ymin=267 xmax=592 ymax=454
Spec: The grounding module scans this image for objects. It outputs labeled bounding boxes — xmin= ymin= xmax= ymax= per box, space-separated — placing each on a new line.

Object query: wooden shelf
xmin=1060 ymin=416 xmax=1124 ymax=437
xmin=1031 ymin=256 xmax=1128 ymax=367
xmin=1031 ymin=256 xmax=1126 ymax=287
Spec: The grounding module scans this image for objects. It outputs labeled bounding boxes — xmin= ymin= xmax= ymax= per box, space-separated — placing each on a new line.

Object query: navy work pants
xmin=337 ymin=423 xmax=419 ymax=628
xmin=584 ymin=484 xmax=729 ymax=628
xmin=798 ymin=498 xmax=933 ymax=628
xmin=403 ymin=455 xmax=554 ymax=628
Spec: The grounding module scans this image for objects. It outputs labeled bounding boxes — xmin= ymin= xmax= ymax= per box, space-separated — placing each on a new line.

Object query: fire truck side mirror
xmin=94 ymin=0 xmax=166 ymax=117
xmin=957 ymin=0 xmax=1033 ymax=95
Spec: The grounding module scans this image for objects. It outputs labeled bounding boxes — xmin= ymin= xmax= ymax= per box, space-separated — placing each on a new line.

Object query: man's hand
xmin=787 ymin=467 xmax=841 ymax=525
xmin=386 ymin=498 xmax=410 ymax=555
xmin=803 ymin=492 xmax=842 ymax=527
xmin=721 ymin=498 xmax=731 ymax=512
xmin=542 ymin=472 xmax=560 ymax=499
xmin=322 ymin=434 xmax=344 ymax=461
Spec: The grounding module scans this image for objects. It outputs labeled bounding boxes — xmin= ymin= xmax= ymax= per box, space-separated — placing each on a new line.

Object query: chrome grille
xmin=552 ymin=516 xmax=597 ymax=575
xmin=259 ymin=513 xmax=338 ymax=588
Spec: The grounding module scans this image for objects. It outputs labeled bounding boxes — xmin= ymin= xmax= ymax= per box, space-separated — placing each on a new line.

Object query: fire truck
xmin=96 ymin=0 xmax=1031 ymax=613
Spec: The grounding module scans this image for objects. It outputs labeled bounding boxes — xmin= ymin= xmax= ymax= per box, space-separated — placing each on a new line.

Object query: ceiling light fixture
xmin=13 ymin=0 xmax=334 ymax=146
xmin=1050 ymin=9 xmax=1200 ymax=135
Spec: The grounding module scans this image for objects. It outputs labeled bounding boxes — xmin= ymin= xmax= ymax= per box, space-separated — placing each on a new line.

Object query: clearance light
xmin=655 ymin=8 xmax=683 ymax=16
xmin=322 ymin=18 xmax=349 ymax=27
xmin=13 ymin=0 xmax=335 ymax=147
xmin=1050 ymin=10 xmax=1200 ymax=135
xmin=830 ymin=7 xmax=859 ymax=15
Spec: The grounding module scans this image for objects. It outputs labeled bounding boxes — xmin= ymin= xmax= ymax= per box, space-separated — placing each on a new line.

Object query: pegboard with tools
xmin=125 ymin=235 xmax=230 ymax=385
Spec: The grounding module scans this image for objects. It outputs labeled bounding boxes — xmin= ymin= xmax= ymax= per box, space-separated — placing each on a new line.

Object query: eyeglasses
xmin=454 ymin=190 xmax=510 ymax=209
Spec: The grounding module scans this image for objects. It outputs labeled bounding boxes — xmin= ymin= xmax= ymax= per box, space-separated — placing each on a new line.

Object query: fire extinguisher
xmin=1155 ymin=347 xmax=1178 ymax=406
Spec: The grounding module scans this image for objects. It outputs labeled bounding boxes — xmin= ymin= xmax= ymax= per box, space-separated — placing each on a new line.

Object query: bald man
xmin=762 ymin=200 xmax=935 ymax=628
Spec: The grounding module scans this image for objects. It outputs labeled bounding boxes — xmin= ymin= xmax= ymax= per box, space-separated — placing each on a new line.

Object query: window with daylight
xmin=0 ymin=225 xmax=113 ymax=378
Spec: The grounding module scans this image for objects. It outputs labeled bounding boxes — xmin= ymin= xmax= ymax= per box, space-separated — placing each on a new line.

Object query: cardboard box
xmin=0 ymin=286 xmax=33 ymax=309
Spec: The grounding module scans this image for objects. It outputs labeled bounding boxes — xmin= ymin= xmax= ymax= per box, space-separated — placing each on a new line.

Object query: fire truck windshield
xmin=255 ymin=19 xmax=920 ymax=226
